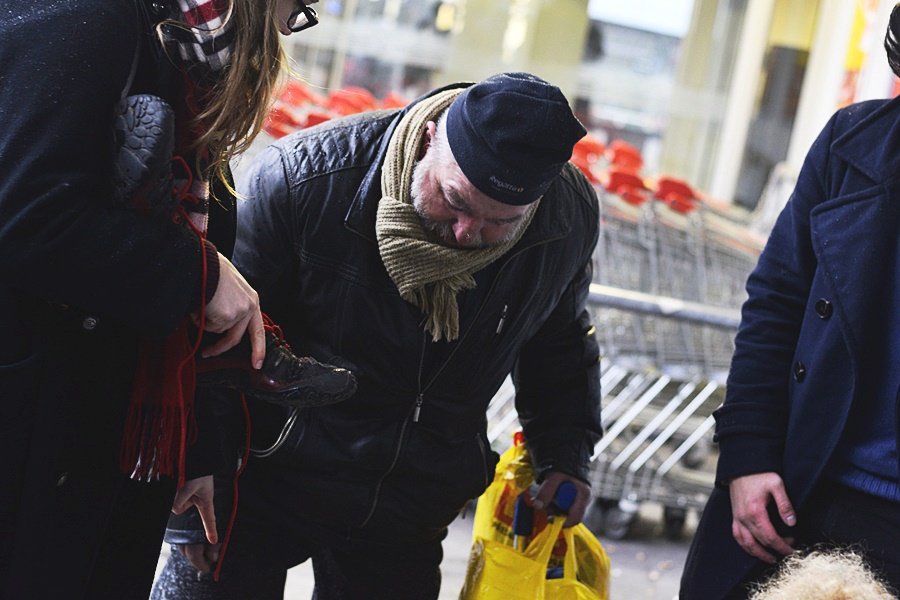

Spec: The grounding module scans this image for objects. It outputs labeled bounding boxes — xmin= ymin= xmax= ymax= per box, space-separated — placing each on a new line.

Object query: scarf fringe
xmin=409 ymin=278 xmax=468 ymax=342
xmin=120 ymin=184 xmax=210 ymax=485
xmin=120 ymin=321 xmax=199 ymax=483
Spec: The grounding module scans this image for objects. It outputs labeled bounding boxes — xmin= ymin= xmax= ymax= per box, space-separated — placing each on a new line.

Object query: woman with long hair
xmin=0 ymin=0 xmax=326 ymax=597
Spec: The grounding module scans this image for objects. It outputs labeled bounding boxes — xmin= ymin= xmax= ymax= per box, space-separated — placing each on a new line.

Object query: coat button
xmin=56 ymin=472 xmax=68 ymax=487
xmin=150 ymin=1 xmax=167 ymax=16
xmin=82 ymin=316 xmax=99 ymax=331
xmin=815 ymin=299 xmax=833 ymax=319
xmin=793 ymin=361 xmax=806 ymax=382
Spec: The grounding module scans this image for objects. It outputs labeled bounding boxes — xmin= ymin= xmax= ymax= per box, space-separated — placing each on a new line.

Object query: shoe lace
xmin=262 ymin=313 xmax=290 ymax=349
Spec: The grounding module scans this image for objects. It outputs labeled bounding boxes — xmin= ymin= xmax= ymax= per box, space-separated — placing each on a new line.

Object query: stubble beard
xmin=411 ymin=157 xmax=472 ymax=247
xmin=410 ymin=156 xmax=524 ymax=249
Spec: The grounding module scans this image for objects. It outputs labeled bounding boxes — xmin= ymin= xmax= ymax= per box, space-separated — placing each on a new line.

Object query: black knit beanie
xmin=445 ymin=72 xmax=587 ymax=205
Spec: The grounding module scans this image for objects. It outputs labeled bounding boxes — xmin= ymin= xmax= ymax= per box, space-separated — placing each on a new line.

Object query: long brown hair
xmin=161 ymin=0 xmax=286 ymax=188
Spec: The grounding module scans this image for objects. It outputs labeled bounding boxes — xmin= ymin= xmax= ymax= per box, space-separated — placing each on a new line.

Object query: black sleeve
xmin=0 ymin=0 xmax=206 ymax=337
xmin=173 ymin=388 xmax=245 ymax=544
xmin=515 ymin=170 xmax=603 ymax=483
xmin=165 ymin=473 xmax=237 ymax=545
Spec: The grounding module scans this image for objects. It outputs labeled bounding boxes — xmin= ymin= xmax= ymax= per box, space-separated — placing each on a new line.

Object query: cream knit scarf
xmin=376 ymin=89 xmax=539 ymax=342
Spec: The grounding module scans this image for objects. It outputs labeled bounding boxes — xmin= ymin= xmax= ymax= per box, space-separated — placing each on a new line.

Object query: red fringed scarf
xmin=120 ymin=0 xmax=230 ymax=487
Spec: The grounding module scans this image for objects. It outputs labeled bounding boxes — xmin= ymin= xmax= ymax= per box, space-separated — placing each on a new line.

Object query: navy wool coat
xmin=681 ymin=97 xmax=900 ymax=599
xmin=0 ymin=0 xmax=232 ymax=597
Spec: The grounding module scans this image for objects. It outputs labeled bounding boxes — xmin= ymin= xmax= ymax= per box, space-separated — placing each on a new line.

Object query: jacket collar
xmin=831 ymin=95 xmax=900 ymax=183
xmin=343 ymin=82 xmax=571 ymax=249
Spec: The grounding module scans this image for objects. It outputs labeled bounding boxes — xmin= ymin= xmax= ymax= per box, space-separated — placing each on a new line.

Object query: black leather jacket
xmin=181 ymin=84 xmax=603 ymax=541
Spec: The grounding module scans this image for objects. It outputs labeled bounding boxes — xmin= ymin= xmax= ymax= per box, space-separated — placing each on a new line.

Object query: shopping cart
xmin=586 ymin=177 xmax=762 ymax=539
xmin=584 ymin=371 xmax=722 ymax=540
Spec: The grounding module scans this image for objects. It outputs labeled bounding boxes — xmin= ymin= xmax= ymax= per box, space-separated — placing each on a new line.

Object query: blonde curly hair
xmin=749 ymin=551 xmax=896 ymax=600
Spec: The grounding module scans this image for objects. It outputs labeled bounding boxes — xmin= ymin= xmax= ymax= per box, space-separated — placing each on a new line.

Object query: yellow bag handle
xmin=553 ymin=525 xmax=610 ymax=600
xmin=524 ymin=517 xmax=565 ymax=566
xmin=562 ymin=527 xmax=579 ymax=579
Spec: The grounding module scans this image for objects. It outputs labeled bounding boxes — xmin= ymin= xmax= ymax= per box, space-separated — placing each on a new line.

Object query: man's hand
xmin=177 ymin=543 xmax=223 ymax=574
xmin=199 ymin=252 xmax=265 ymax=369
xmin=729 ymin=472 xmax=796 ymax=563
xmin=531 ymin=471 xmax=592 ymax=528
xmin=172 ymin=475 xmax=218 ymax=545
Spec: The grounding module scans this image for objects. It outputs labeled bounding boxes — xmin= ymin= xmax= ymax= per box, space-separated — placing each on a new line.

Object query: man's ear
xmin=418 ymin=121 xmax=438 ymax=160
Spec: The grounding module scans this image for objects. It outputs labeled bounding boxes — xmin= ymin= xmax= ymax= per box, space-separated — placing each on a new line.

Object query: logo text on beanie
xmin=489 ymin=175 xmax=525 ymax=194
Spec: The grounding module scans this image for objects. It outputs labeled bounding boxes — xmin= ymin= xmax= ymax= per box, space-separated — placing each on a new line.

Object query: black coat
xmin=0 ymin=0 xmax=230 ymax=597
xmin=682 ymin=98 xmax=900 ymax=598
xmin=227 ymin=93 xmax=603 ymax=540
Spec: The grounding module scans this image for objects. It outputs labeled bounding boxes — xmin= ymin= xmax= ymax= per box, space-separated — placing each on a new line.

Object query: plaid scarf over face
xmin=161 ymin=0 xmax=235 ymax=73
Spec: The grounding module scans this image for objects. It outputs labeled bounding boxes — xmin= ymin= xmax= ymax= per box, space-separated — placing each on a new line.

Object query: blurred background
xmin=272 ymin=0 xmax=899 ymax=215
xmin=219 ymin=1 xmax=900 ymax=598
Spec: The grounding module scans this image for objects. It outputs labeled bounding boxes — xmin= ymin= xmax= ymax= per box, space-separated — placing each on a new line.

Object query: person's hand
xmin=729 ymin=472 xmax=796 ymax=563
xmin=199 ymin=252 xmax=265 ymax=369
xmin=172 ymin=475 xmax=218 ymax=545
xmin=177 ymin=542 xmax=222 ymax=574
xmin=531 ymin=471 xmax=592 ymax=528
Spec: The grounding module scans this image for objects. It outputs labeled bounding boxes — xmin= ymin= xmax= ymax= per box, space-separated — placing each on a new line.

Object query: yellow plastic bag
xmin=460 ymin=434 xmax=610 ymax=600
xmin=470 ymin=433 xmax=534 ymax=547
xmin=545 ymin=525 xmax=610 ymax=600
xmin=460 ymin=518 xmax=565 ymax=600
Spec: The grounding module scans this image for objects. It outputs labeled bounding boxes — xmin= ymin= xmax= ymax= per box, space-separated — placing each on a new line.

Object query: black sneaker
xmin=196 ymin=318 xmax=357 ymax=407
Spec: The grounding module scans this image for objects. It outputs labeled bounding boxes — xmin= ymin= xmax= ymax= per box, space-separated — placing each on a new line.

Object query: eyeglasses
xmin=289 ymin=2 xmax=319 ymax=33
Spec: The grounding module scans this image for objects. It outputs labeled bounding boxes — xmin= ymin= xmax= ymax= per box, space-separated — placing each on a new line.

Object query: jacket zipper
xmin=496 ymin=304 xmax=508 ymax=334
xmin=414 ymin=327 xmax=428 ymax=423
xmin=413 ymin=393 xmax=424 ymax=422
xmin=358 ymin=327 xmax=430 ymax=527
xmin=359 ymin=235 xmax=565 ymax=527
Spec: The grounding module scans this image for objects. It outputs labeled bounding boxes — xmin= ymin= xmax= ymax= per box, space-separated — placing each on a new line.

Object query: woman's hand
xmin=199 ymin=252 xmax=266 ymax=369
xmin=172 ymin=475 xmax=218 ymax=545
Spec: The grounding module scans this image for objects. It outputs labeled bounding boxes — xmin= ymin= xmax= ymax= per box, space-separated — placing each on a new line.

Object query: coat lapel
xmin=811 ymin=104 xmax=900 ymax=360
xmin=811 ymin=184 xmax=897 ymax=375
xmin=831 ymin=96 xmax=900 ymax=183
